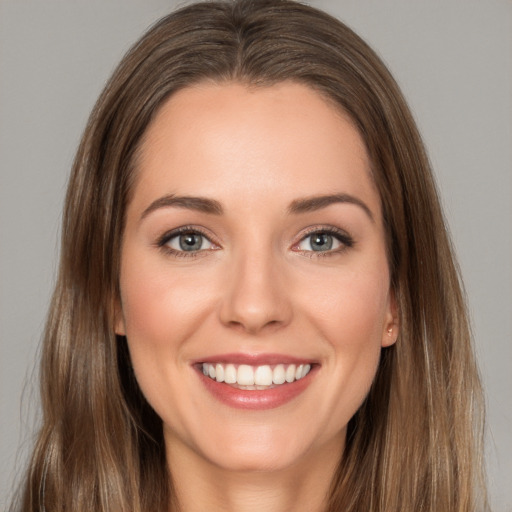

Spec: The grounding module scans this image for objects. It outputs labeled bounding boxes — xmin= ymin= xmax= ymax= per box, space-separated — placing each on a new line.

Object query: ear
xmin=381 ymin=288 xmax=399 ymax=347
xmin=114 ymin=299 xmax=126 ymax=336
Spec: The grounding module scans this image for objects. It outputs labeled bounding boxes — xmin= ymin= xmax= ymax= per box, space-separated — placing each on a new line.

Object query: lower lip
xmin=196 ymin=367 xmax=317 ymax=410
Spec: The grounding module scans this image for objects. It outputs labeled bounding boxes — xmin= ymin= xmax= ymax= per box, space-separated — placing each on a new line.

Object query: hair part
xmin=13 ymin=1 xmax=487 ymax=511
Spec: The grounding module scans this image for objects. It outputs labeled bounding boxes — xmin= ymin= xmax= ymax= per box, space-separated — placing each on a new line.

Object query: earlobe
xmin=114 ymin=301 xmax=126 ymax=336
xmin=382 ymin=324 xmax=398 ymax=347
xmin=382 ymin=289 xmax=399 ymax=347
xmin=115 ymin=318 xmax=126 ymax=336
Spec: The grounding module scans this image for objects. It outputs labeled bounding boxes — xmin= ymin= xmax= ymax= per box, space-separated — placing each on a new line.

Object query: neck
xmin=166 ymin=435 xmax=343 ymax=512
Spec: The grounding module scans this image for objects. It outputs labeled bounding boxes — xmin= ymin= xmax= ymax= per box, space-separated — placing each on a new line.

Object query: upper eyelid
xmin=294 ymin=225 xmax=353 ymax=242
xmin=156 ymin=225 xmax=217 ymax=247
xmin=298 ymin=225 xmax=348 ymax=236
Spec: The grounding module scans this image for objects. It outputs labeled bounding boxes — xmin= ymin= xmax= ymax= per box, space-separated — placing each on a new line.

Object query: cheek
xmin=117 ymin=254 xmax=214 ymax=403
xmin=118 ymin=256 xmax=217 ymax=426
xmin=324 ymin=278 xmax=386 ymax=382
xmin=297 ymin=265 xmax=390 ymax=421
xmin=120 ymin=254 xmax=213 ymax=350
xmin=302 ymin=263 xmax=390 ymax=345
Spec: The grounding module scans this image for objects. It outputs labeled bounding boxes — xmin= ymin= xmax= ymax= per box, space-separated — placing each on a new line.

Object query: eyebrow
xmin=140 ymin=192 xmax=374 ymax=222
xmin=140 ymin=194 xmax=223 ymax=220
xmin=288 ymin=194 xmax=374 ymax=222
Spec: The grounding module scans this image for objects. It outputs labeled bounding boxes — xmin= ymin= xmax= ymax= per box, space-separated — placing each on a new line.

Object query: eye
xmin=158 ymin=228 xmax=215 ymax=254
xmin=296 ymin=229 xmax=353 ymax=253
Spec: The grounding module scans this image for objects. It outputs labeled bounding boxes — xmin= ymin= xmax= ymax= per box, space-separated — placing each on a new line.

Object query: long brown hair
xmin=13 ymin=1 xmax=487 ymax=510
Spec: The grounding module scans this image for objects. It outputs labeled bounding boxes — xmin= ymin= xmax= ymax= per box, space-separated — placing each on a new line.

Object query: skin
xmin=116 ymin=81 xmax=398 ymax=512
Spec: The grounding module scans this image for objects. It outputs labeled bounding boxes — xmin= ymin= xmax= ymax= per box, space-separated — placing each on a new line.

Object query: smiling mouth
xmin=200 ymin=362 xmax=312 ymax=390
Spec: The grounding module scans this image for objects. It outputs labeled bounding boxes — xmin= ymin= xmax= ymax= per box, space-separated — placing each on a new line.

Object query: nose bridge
xmin=220 ymin=239 xmax=292 ymax=334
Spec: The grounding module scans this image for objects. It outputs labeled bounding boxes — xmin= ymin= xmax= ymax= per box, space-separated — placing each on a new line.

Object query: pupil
xmin=179 ymin=233 xmax=202 ymax=251
xmin=311 ymin=233 xmax=332 ymax=251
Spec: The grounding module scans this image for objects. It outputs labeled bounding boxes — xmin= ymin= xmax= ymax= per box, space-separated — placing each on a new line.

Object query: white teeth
xmin=201 ymin=362 xmax=312 ymax=387
xmin=237 ymin=365 xmax=255 ymax=385
xmin=215 ymin=363 xmax=224 ymax=383
xmin=285 ymin=364 xmax=296 ymax=383
xmin=224 ymin=364 xmax=237 ymax=384
xmin=254 ymin=365 xmax=273 ymax=386
xmin=272 ymin=364 xmax=286 ymax=385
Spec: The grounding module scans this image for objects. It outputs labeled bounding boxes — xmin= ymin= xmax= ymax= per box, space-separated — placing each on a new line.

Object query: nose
xmin=219 ymin=248 xmax=293 ymax=335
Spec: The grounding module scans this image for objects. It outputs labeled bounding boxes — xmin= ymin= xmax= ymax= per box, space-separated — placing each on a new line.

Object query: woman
xmin=12 ymin=0 xmax=488 ymax=510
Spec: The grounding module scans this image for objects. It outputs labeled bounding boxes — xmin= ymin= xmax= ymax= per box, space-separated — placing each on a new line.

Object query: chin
xmin=195 ymin=423 xmax=326 ymax=473
xmin=206 ymin=445 xmax=305 ymax=473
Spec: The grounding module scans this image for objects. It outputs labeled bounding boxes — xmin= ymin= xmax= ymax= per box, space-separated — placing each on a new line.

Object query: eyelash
xmin=294 ymin=226 xmax=354 ymax=258
xmin=156 ymin=225 xmax=217 ymax=258
xmin=155 ymin=225 xmax=354 ymax=258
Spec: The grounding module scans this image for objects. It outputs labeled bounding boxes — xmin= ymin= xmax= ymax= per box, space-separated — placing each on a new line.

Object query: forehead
xmin=131 ymin=81 xmax=380 ymax=217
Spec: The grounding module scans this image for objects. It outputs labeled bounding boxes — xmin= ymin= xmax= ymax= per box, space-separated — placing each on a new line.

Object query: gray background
xmin=1 ymin=0 xmax=511 ymax=509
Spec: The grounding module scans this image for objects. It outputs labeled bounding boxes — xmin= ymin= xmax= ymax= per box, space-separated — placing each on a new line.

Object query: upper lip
xmin=193 ymin=353 xmax=318 ymax=366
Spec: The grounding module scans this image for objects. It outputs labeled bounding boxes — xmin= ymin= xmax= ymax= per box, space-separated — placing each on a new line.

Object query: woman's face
xmin=116 ymin=82 xmax=397 ymax=473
